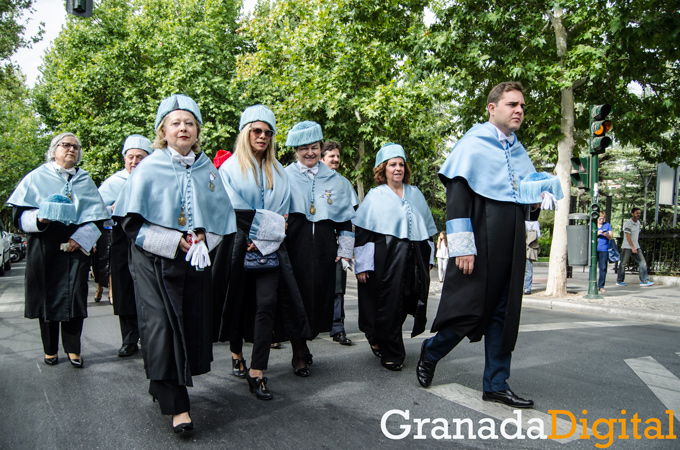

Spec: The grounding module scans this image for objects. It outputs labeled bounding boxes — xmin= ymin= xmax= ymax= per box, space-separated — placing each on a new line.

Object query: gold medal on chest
xmin=310 ymin=203 xmax=316 ymax=215
xmin=178 ymin=209 xmax=187 ymax=226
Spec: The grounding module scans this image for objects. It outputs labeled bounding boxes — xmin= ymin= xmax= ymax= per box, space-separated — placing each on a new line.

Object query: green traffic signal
xmin=66 ymin=0 xmax=92 ymax=17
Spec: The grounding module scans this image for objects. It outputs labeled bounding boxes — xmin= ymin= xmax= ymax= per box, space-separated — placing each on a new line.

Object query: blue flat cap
xmin=240 ymin=105 xmax=276 ymax=132
xmin=375 ymin=143 xmax=406 ymax=167
xmin=155 ymin=94 xmax=202 ymax=130
xmin=122 ymin=134 xmax=152 ymax=156
xmin=285 ymin=121 xmax=323 ymax=147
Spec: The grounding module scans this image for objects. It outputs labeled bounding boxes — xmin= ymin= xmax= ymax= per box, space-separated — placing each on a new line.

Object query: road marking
xmin=625 ymin=356 xmax=680 ymax=422
xmin=0 ymin=303 xmax=23 ymax=313
xmin=427 ymin=383 xmax=581 ymax=443
xmin=520 ymin=320 xmax=643 ymax=333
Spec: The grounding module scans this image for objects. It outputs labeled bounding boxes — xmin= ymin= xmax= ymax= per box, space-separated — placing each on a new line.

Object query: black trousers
xmin=229 ymin=268 xmax=279 ymax=370
xmin=119 ymin=314 xmax=139 ymax=345
xmin=38 ymin=317 xmax=84 ymax=355
xmin=149 ymin=380 xmax=190 ymax=416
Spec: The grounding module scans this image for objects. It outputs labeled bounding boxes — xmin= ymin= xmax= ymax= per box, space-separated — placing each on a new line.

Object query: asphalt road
xmin=1 ymin=262 xmax=678 ymax=449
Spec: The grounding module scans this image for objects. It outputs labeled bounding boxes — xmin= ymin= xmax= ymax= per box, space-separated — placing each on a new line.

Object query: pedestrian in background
xmin=596 ymin=212 xmax=613 ymax=293
xmin=320 ymin=141 xmax=359 ymax=346
xmin=436 ymin=231 xmax=449 ymax=283
xmin=114 ymin=94 xmax=237 ymax=433
xmin=616 ymin=207 xmax=654 ymax=287
xmin=7 ymin=132 xmax=109 ymax=368
xmin=523 ymin=208 xmax=540 ymax=295
xmin=354 ymin=143 xmax=436 ymax=371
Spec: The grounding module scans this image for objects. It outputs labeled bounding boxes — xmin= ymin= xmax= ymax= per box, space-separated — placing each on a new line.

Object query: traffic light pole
xmin=585 ymin=152 xmax=602 ymax=299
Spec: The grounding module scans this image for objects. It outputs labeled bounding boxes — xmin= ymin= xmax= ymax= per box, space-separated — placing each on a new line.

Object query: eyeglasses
xmin=251 ymin=127 xmax=274 ymax=138
xmin=59 ymin=142 xmax=81 ymax=151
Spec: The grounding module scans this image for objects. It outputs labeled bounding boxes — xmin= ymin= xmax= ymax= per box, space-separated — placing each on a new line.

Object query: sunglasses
xmin=59 ymin=142 xmax=81 ymax=151
xmin=251 ymin=127 xmax=274 ymax=138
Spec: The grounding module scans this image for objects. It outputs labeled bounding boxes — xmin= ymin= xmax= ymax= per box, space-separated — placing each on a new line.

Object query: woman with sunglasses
xmin=284 ymin=121 xmax=356 ymax=377
xmin=7 ymin=133 xmax=109 ymax=368
xmin=216 ymin=105 xmax=309 ymax=400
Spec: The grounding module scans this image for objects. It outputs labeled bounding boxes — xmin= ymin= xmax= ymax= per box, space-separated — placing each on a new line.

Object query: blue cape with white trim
xmin=285 ymin=162 xmax=356 ymax=222
xmin=98 ymin=169 xmax=129 ymax=206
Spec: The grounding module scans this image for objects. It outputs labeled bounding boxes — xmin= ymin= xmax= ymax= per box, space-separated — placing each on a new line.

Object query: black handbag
xmin=243 ymin=250 xmax=279 ymax=272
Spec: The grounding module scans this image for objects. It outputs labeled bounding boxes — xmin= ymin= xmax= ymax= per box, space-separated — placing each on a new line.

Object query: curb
xmin=524 ymin=297 xmax=680 ymax=327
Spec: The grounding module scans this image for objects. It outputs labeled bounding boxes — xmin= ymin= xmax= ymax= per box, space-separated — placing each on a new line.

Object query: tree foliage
xmin=34 ymin=0 xmax=244 ymax=184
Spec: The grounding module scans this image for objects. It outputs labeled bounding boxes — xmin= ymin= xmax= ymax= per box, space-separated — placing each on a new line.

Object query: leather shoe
xmin=44 ymin=355 xmax=58 ymax=366
xmin=332 ymin=331 xmax=352 ymax=346
xmin=370 ymin=345 xmax=382 ymax=358
xmin=292 ymin=358 xmax=310 ymax=377
xmin=381 ymin=362 xmax=403 ymax=371
xmin=118 ymin=343 xmax=138 ymax=357
xmin=68 ymin=356 xmax=84 ymax=368
xmin=232 ymin=357 xmax=246 ymax=378
xmin=416 ymin=340 xmax=437 ymax=388
xmin=482 ymin=389 xmax=534 ymax=409
xmin=173 ymin=414 xmax=194 ymax=433
xmin=246 ymin=371 xmax=273 ymax=400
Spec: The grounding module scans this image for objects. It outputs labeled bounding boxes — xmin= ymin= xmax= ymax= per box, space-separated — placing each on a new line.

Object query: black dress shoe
xmin=68 ymin=356 xmax=84 ymax=368
xmin=482 ymin=389 xmax=534 ymax=409
xmin=303 ymin=353 xmax=313 ymax=365
xmin=118 ymin=343 xmax=138 ymax=357
xmin=370 ymin=345 xmax=382 ymax=358
xmin=270 ymin=342 xmax=282 ymax=349
xmin=232 ymin=357 xmax=246 ymax=378
xmin=332 ymin=331 xmax=353 ymax=346
xmin=381 ymin=362 xmax=403 ymax=371
xmin=416 ymin=340 xmax=437 ymax=388
xmin=173 ymin=414 xmax=194 ymax=433
xmin=44 ymin=356 xmax=59 ymax=366
xmin=291 ymin=358 xmax=310 ymax=377
xmin=246 ymin=371 xmax=273 ymax=400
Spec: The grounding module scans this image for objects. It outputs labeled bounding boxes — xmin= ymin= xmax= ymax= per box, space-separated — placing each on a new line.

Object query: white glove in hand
xmin=541 ymin=192 xmax=557 ymax=211
xmin=185 ymin=231 xmax=211 ymax=269
xmin=341 ymin=258 xmax=352 ymax=272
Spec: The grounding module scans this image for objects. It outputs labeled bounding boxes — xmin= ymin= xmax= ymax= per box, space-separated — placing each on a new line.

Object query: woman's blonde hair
xmin=152 ymin=115 xmax=202 ymax=153
xmin=234 ymin=124 xmax=281 ymax=189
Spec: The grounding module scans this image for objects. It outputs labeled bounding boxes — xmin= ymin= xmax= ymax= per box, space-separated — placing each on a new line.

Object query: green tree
xmin=1 ymin=0 xmax=43 ymax=87
xmin=34 ymin=0 xmax=244 ymax=184
xmin=419 ymin=0 xmax=680 ymax=295
xmin=235 ymin=0 xmax=450 ymax=203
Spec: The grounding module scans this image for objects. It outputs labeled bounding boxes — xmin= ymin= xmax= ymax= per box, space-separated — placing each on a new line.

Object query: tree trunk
xmin=545 ymin=7 xmax=572 ymax=297
xmin=355 ymin=139 xmax=365 ymax=201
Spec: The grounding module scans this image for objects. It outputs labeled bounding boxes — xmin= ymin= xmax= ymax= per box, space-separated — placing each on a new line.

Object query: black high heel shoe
xmin=44 ymin=355 xmax=58 ymax=366
xmin=303 ymin=353 xmax=313 ymax=365
xmin=173 ymin=413 xmax=194 ymax=433
xmin=245 ymin=371 xmax=273 ymax=400
xmin=291 ymin=358 xmax=310 ymax=377
xmin=68 ymin=355 xmax=84 ymax=368
xmin=370 ymin=345 xmax=382 ymax=358
xmin=232 ymin=357 xmax=246 ymax=378
xmin=381 ymin=361 xmax=403 ymax=371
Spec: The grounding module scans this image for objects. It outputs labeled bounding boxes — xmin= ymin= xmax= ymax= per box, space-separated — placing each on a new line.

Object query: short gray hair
xmin=46 ymin=132 xmax=83 ymax=165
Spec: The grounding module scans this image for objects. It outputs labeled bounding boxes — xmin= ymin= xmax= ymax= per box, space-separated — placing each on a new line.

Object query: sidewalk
xmin=428 ymin=262 xmax=680 ymax=327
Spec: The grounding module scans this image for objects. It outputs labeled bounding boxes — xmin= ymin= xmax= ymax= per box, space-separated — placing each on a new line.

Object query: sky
xmin=12 ymin=0 xmax=257 ymax=88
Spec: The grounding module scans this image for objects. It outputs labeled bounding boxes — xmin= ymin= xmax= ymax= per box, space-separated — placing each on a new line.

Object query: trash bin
xmin=567 ymin=213 xmax=590 ymax=266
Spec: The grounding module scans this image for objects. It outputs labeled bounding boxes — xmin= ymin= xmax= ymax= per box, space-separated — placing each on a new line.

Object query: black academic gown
xmin=110 ymin=223 xmax=136 ymax=315
xmin=285 ymin=214 xmax=351 ymax=339
xmin=91 ymin=228 xmax=111 ymax=287
xmin=356 ymin=228 xmax=431 ymax=343
xmin=214 ymin=210 xmax=309 ymax=344
xmin=13 ymin=207 xmax=94 ymax=321
xmin=123 ymin=214 xmax=215 ymax=386
xmin=431 ymin=177 xmax=527 ymax=354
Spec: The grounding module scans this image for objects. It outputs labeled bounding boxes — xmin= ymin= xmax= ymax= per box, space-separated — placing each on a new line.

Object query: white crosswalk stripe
xmin=625 ymin=356 xmax=680 ymax=422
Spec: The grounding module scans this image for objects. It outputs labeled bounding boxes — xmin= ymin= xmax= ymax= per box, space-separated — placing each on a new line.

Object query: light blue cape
xmin=285 ymin=162 xmax=356 ymax=223
xmin=7 ymin=162 xmax=109 ymax=224
xmin=113 ymin=149 xmax=236 ymax=235
xmin=353 ymin=184 xmax=437 ymax=241
xmin=98 ymin=169 xmax=129 ymax=206
xmin=439 ymin=122 xmax=554 ymax=204
xmin=218 ymin=156 xmax=290 ymax=216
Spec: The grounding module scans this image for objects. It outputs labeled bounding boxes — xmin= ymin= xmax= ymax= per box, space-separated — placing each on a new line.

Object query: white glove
xmin=541 ymin=192 xmax=557 ymax=210
xmin=341 ymin=258 xmax=352 ymax=272
xmin=185 ymin=231 xmax=211 ymax=269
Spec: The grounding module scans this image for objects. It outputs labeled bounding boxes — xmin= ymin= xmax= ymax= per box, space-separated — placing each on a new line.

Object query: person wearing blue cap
xmin=7 ymin=132 xmax=109 ymax=369
xmin=113 ymin=94 xmax=237 ymax=433
xmin=284 ymin=121 xmax=356 ymax=377
xmin=353 ymin=143 xmax=437 ymax=371
xmin=214 ymin=105 xmax=309 ymax=400
xmin=417 ymin=82 xmax=563 ymax=409
xmin=98 ymin=134 xmax=152 ymax=357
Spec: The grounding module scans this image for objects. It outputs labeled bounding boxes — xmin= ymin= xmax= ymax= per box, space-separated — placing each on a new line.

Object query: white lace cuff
xmin=354 ymin=242 xmax=375 ymax=273
xmin=70 ymin=223 xmax=102 ymax=252
xmin=250 ymin=209 xmax=286 ymax=256
xmin=446 ymin=218 xmax=476 ymax=257
xmin=136 ymin=222 xmax=182 ymax=259
xmin=337 ymin=231 xmax=355 ymax=260
xmin=20 ymin=209 xmax=40 ymax=233
xmin=428 ymin=240 xmax=435 ymax=265
xmin=205 ymin=232 xmax=223 ymax=251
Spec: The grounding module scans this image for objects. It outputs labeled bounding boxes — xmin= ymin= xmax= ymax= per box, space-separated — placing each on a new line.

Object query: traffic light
xmin=589 ymin=104 xmax=612 ymax=155
xmin=590 ymin=203 xmax=601 ymax=220
xmin=66 ymin=0 xmax=93 ymax=18
xmin=570 ymin=156 xmax=590 ymax=191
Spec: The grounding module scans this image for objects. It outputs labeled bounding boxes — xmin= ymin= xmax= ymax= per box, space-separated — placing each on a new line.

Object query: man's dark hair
xmin=321 ymin=141 xmax=341 ymax=159
xmin=631 ymin=207 xmax=641 ymax=215
xmin=487 ymin=81 xmax=525 ymax=106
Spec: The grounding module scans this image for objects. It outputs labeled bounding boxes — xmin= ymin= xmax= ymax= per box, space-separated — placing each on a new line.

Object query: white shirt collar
xmin=492 ymin=125 xmax=516 ymax=146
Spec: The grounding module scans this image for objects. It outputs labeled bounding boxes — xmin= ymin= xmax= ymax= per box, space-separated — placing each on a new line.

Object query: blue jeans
xmin=597 ymin=251 xmax=608 ymax=289
xmin=424 ymin=284 xmax=512 ymax=392
xmin=524 ymin=259 xmax=533 ymax=293
xmin=616 ymin=248 xmax=649 ymax=283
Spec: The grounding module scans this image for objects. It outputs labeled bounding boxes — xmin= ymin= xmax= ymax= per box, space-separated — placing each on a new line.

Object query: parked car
xmin=0 ymin=219 xmax=11 ymax=275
